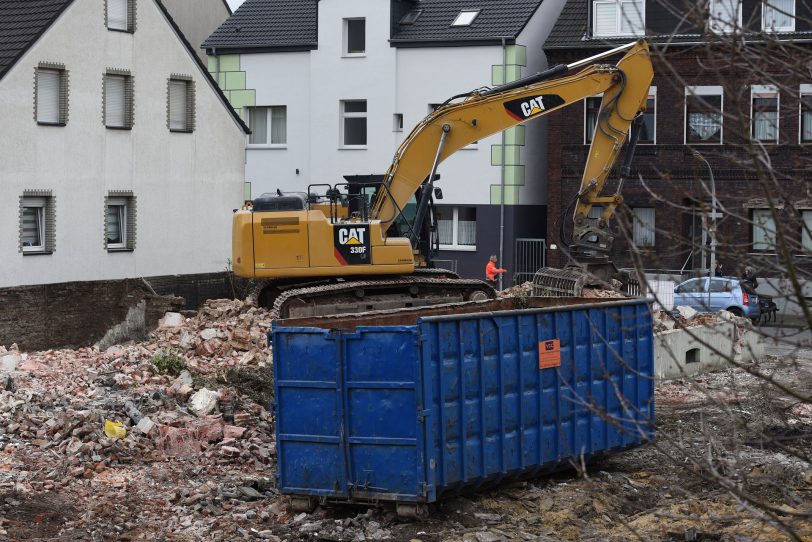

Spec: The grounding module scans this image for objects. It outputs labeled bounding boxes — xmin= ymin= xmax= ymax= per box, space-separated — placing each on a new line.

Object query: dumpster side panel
xmin=273 ymin=328 xmax=347 ymax=497
xmin=420 ymin=300 xmax=654 ymax=498
xmin=342 ymin=328 xmax=425 ymax=501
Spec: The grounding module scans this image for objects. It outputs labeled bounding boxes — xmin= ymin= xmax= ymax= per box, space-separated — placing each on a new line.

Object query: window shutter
xmin=186 ymin=80 xmax=195 ymax=131
xmin=37 ymin=70 xmax=60 ymax=124
xmin=169 ymin=80 xmax=187 ymax=130
xmin=127 ymin=0 xmax=136 ymax=32
xmin=105 ymin=75 xmax=126 ymax=127
xmin=108 ymin=0 xmax=127 ymax=30
xmin=124 ymin=76 xmax=133 ymax=128
xmin=126 ymin=196 xmax=136 ymax=249
xmin=593 ymin=2 xmax=617 ymax=35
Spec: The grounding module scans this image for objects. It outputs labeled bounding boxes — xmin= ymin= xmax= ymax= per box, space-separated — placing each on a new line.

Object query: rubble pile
xmin=652 ymin=306 xmax=754 ymax=334
xmin=497 ymin=281 xmax=533 ymax=298
xmin=0 ymin=298 xmax=809 ymax=541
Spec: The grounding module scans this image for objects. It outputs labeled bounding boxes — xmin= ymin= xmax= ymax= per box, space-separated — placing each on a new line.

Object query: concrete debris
xmin=188 ymin=388 xmax=220 ymax=417
xmin=0 ymin=297 xmax=809 ymax=542
xmin=676 ymin=305 xmax=698 ymax=320
xmin=497 ymin=281 xmax=533 ymax=298
xmin=159 ymin=312 xmax=185 ymax=328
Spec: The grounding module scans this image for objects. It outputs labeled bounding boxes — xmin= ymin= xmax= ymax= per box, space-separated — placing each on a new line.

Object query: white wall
xmin=395 ymin=46 xmax=504 ymax=205
xmin=516 ymin=0 xmax=569 ymax=205
xmin=239 ymin=0 xmax=566 ymax=208
xmin=0 ymin=0 xmax=245 ymax=288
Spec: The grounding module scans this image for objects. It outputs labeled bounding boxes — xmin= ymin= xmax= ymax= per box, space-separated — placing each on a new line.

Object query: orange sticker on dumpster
xmin=538 ymin=340 xmax=561 ymax=369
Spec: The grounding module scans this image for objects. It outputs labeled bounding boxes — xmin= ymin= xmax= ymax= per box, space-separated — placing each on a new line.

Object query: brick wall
xmin=544 ymin=44 xmax=812 ymax=277
xmin=0 ymin=272 xmax=242 ymax=352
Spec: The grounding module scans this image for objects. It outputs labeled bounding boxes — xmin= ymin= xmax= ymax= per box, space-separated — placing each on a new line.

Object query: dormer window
xmin=762 ymin=0 xmax=794 ymax=31
xmin=452 ymin=10 xmax=480 ymax=27
xmin=400 ymin=9 xmax=423 ymax=25
xmin=708 ymin=0 xmax=741 ymax=33
xmin=592 ymin=0 xmax=644 ymax=36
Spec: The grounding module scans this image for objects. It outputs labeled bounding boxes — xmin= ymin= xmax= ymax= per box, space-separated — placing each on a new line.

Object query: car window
xmin=677 ymin=279 xmax=704 ymax=293
xmin=709 ymin=279 xmax=729 ymax=293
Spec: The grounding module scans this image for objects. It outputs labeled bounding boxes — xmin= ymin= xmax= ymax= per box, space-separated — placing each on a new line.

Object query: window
xmin=586 ymin=90 xmax=655 ymax=144
xmin=19 ymin=192 xmax=54 ymax=255
xmin=35 ymin=65 xmax=68 ymax=125
xmin=104 ymin=71 xmax=133 ymax=129
xmin=762 ymin=0 xmax=794 ymax=30
xmin=452 ymin=10 xmax=480 ymax=26
xmin=344 ymin=18 xmax=365 ymax=55
xmin=802 ymin=210 xmax=812 ymax=251
xmin=107 ymin=0 xmax=135 ymax=32
xmin=584 ymin=96 xmax=602 ymax=144
xmin=676 ymin=279 xmax=705 ymax=294
xmin=752 ymin=209 xmax=775 ymax=251
xmin=751 ymin=85 xmax=778 ymax=143
xmin=167 ymin=77 xmax=194 ymax=132
xmin=437 ymin=207 xmax=476 ymax=250
xmin=685 ymin=86 xmax=723 ymax=144
xmin=341 ymin=100 xmax=367 ymax=147
xmin=592 ymin=0 xmax=644 ymax=36
xmin=393 ymin=113 xmax=403 ymax=132
xmin=708 ymin=278 xmax=729 ymax=293
xmin=801 ymin=85 xmax=812 ymax=143
xmin=639 ymin=88 xmax=656 ymax=144
xmin=105 ymin=193 xmax=136 ymax=251
xmin=399 ymin=9 xmax=422 ymax=25
xmin=246 ymin=106 xmax=287 ymax=146
xmin=631 ymin=207 xmax=655 ymax=247
xmin=708 ymin=0 xmax=741 ymax=33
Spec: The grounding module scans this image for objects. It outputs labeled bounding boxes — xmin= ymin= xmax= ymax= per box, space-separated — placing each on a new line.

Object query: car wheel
xmin=727 ymin=307 xmax=744 ymax=317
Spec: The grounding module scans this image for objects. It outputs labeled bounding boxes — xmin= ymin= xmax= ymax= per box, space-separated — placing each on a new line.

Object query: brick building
xmin=543 ymin=0 xmax=812 ymax=276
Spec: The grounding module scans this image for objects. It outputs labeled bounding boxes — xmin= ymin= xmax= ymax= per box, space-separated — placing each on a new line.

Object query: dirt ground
xmin=0 ymin=300 xmax=810 ymax=541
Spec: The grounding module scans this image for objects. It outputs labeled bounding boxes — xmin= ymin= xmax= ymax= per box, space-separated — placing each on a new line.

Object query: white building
xmin=0 ymin=0 xmax=248 ymax=289
xmin=204 ymin=0 xmax=567 ymax=280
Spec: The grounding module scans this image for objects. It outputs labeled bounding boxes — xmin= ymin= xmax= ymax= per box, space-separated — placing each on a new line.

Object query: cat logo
xmin=334 ymin=224 xmax=371 ymax=265
xmin=338 ymin=227 xmax=365 ymax=245
xmin=504 ymin=94 xmax=565 ymax=122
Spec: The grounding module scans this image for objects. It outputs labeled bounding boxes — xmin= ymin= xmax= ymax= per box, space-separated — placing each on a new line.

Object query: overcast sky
xmin=227 ymin=0 xmax=245 ymax=10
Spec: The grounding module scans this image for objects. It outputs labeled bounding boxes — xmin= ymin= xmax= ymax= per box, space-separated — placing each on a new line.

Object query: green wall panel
xmin=491 ymin=145 xmax=522 ymax=166
xmin=505 ymin=126 xmax=525 ymax=146
xmin=218 ymin=54 xmax=240 ymax=72
xmin=506 ymin=45 xmax=527 ymax=67
xmin=490 ymin=185 xmax=521 ymax=205
xmin=229 ymin=89 xmax=256 ymax=109
xmin=225 ymin=71 xmax=247 ymax=91
xmin=491 ymin=64 xmax=523 ymax=86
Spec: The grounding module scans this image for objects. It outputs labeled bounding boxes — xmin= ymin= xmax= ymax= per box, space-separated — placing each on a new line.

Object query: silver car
xmin=673 ymin=277 xmax=761 ymax=321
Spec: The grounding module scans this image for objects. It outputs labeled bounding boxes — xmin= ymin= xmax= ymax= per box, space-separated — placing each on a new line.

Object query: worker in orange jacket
xmin=485 ymin=255 xmax=506 ymax=288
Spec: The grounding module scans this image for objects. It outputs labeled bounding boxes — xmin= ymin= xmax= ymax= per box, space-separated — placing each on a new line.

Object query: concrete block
xmin=1 ymin=353 xmax=20 ymax=372
xmin=654 ymin=322 xmax=734 ymax=380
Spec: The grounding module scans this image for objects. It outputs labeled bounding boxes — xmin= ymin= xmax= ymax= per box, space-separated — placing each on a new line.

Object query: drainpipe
xmin=499 ymin=37 xmax=507 ymax=291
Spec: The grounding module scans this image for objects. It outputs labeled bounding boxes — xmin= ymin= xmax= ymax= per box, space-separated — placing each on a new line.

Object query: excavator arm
xmin=371 ymin=40 xmax=654 ymax=262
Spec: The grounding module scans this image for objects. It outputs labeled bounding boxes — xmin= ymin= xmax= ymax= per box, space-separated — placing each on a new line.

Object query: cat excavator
xmin=232 ymin=40 xmax=654 ymax=318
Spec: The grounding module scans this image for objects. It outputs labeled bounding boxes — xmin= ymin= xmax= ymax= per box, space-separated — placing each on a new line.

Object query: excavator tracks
xmin=269 ymin=275 xmax=496 ymax=319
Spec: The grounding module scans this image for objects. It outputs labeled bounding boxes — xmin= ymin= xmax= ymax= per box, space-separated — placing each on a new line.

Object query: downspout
xmin=499 ymin=37 xmax=507 ymax=290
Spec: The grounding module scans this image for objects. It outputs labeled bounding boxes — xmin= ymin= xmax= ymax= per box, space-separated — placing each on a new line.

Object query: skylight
xmin=452 ymin=10 xmax=480 ymax=26
xmin=399 ymin=9 xmax=423 ymax=25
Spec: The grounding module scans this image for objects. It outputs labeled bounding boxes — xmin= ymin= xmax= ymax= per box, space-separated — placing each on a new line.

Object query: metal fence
xmin=514 ymin=238 xmax=546 ymax=285
xmin=433 ymin=259 xmax=458 ymax=274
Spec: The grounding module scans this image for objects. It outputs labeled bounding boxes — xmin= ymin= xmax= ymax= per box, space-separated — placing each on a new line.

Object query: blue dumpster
xmin=272 ymin=298 xmax=654 ymax=507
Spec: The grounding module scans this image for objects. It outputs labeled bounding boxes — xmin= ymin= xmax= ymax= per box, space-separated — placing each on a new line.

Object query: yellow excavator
xmin=232 ymin=40 xmax=654 ymax=318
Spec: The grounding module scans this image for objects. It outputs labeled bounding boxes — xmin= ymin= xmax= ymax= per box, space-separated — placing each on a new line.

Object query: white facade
xmin=0 ymin=0 xmax=246 ymax=289
xmin=239 ymin=0 xmax=567 ymax=206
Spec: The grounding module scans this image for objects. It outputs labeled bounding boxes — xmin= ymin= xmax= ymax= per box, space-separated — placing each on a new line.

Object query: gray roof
xmin=203 ymin=0 xmax=318 ymax=52
xmin=390 ymin=0 xmax=544 ymax=45
xmin=0 ymin=0 xmax=74 ymax=81
xmin=545 ymin=0 xmax=812 ymax=49
xmin=203 ymin=0 xmax=545 ymax=52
